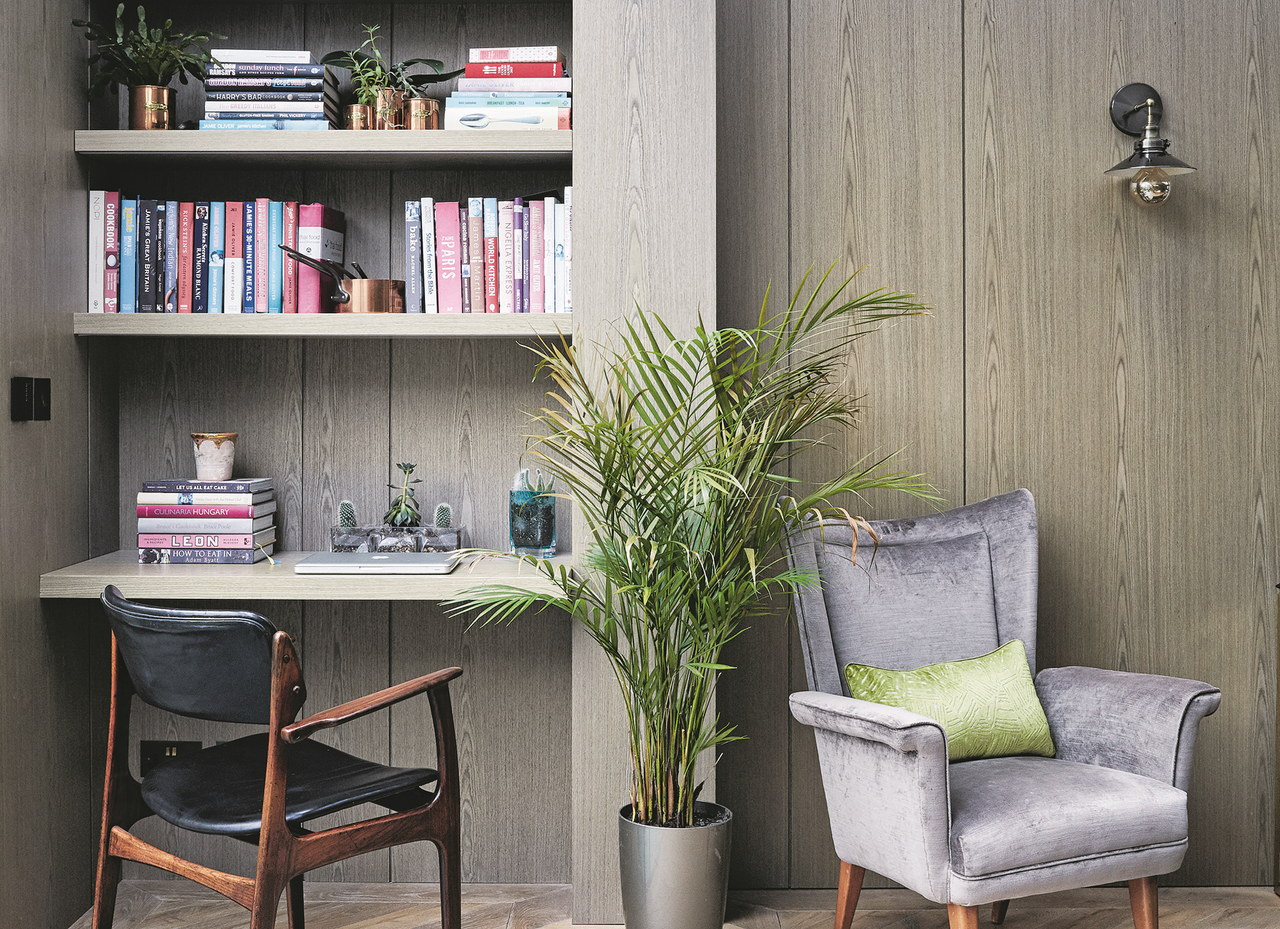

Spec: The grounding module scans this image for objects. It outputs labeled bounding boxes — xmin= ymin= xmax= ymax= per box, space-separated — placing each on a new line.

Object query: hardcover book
xmin=443 ymin=105 xmax=571 ymax=130
xmin=138 ymin=514 xmax=275 ymax=533
xmin=210 ymin=49 xmax=317 ymax=64
xmin=204 ymin=76 xmax=328 ymax=89
xmin=543 ymin=197 xmax=556 ymax=312
xmin=282 ymin=201 xmax=298 ymax=312
xmin=458 ymin=203 xmax=471 ymax=312
xmin=224 ymin=200 xmax=244 ymax=312
xmin=242 ymin=200 xmax=256 ymax=313
xmin=205 ymin=63 xmax=327 ymax=77
xmin=498 ymin=200 xmax=515 ymax=313
xmin=208 ymin=201 xmax=225 ymax=313
xmin=136 ymin=500 xmax=277 ymax=519
xmin=404 ymin=200 xmax=423 ymax=313
xmin=554 ymin=201 xmax=566 ymax=313
xmin=469 ymin=46 xmax=565 ymax=63
xmin=192 ymin=202 xmax=211 ymax=312
xmin=468 ymin=199 xmax=485 ymax=313
xmin=530 ymin=200 xmax=545 ymax=314
xmin=199 ymin=119 xmax=332 ymax=130
xmin=163 ymin=200 xmax=178 ymax=311
xmin=297 ymin=203 xmax=345 ymax=313
xmin=142 ymin=478 xmax=273 ymax=493
xmin=139 ymin=546 xmax=274 ymax=565
xmin=138 ymin=526 xmax=275 ymax=548
xmin=463 ymin=62 xmax=565 ymax=78
xmin=455 ymin=77 xmax=572 ymax=93
xmin=254 ymin=198 xmax=270 ymax=312
xmin=420 ymin=197 xmax=438 ymax=312
xmin=88 ymin=190 xmax=105 ymax=312
xmin=137 ymin=490 xmax=274 ymax=505
xmin=483 ymin=198 xmax=499 ymax=312
xmin=205 ymin=90 xmax=330 ymax=102
xmin=119 ymin=197 xmax=138 ymax=313
xmin=103 ymin=191 xmax=120 ymax=312
xmin=522 ymin=201 xmax=532 ymax=312
xmin=137 ymin=199 xmax=158 ymax=312
xmin=177 ymin=201 xmax=194 ymax=312
xmin=564 ymin=186 xmax=573 ymax=312
xmin=204 ymin=100 xmax=329 ymax=114
xmin=267 ymin=200 xmax=283 ymax=312
xmin=512 ymin=198 xmax=524 ymax=313
xmin=434 ymin=202 xmax=463 ymax=313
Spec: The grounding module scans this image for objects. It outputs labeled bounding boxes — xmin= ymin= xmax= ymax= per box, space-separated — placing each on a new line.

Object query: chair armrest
xmin=282 ymin=666 xmax=463 ymax=744
xmin=789 ymin=691 xmax=952 ymax=904
xmin=1035 ymin=666 xmax=1220 ymax=790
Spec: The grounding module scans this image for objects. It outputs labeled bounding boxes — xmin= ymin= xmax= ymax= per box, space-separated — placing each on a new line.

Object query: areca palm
xmin=448 ymin=265 xmax=938 ymax=827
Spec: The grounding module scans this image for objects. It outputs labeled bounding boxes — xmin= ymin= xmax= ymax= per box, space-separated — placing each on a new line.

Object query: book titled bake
xmin=136 ymin=500 xmax=277 ymax=519
xmin=404 ymin=200 xmax=423 ymax=313
xmin=142 ymin=478 xmax=273 ymax=493
xmin=434 ymin=201 xmax=463 ymax=313
xmin=138 ymin=527 xmax=277 ymax=549
xmin=297 ymin=203 xmax=345 ymax=313
xmin=139 ymin=545 xmax=274 ymax=565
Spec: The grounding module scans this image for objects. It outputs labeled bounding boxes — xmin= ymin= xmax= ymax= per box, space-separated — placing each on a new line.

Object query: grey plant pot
xmin=618 ymin=801 xmax=732 ymax=929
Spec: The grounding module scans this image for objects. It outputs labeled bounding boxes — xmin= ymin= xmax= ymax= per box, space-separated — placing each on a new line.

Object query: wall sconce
xmin=1105 ymin=82 xmax=1196 ymax=205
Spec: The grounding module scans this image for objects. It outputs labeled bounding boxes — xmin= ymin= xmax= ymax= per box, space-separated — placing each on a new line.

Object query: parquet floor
xmin=69 ymin=882 xmax=1280 ymax=929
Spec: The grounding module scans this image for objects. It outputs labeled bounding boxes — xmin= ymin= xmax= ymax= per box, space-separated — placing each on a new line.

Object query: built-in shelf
xmin=73 ymin=312 xmax=574 ymax=338
xmin=74 ymin=129 xmax=573 ymax=169
xmin=40 ymin=550 xmax=571 ymax=601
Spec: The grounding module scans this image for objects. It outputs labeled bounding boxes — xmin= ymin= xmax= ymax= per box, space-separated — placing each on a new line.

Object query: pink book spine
xmin=434 ymin=202 xmax=464 ymax=313
xmin=136 ymin=504 xmax=264 ymax=518
xmin=103 ymin=191 xmax=120 ymax=312
xmin=282 ymin=201 xmax=298 ymax=313
xmin=177 ymin=201 xmax=195 ymax=312
xmin=224 ymin=200 xmax=244 ymax=312
xmin=138 ymin=533 xmax=260 ymax=549
xmin=298 ymin=203 xmax=345 ymax=313
xmin=254 ymin=198 xmax=270 ymax=312
xmin=467 ymin=206 xmax=485 ymax=313
xmin=529 ymin=200 xmax=545 ymax=313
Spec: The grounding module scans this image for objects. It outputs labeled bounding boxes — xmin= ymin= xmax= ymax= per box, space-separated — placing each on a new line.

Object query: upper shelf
xmin=73 ymin=312 xmax=574 ymax=338
xmin=74 ymin=129 xmax=573 ymax=169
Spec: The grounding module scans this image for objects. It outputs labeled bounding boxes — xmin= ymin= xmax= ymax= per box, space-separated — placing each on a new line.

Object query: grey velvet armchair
xmin=786 ymin=489 xmax=1220 ymax=929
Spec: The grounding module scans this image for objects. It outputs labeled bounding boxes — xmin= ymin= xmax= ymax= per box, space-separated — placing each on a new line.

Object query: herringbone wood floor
xmin=70 ymin=882 xmax=1280 ymax=929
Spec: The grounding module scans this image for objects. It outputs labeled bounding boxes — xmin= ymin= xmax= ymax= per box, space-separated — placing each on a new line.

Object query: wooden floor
xmin=70 ymin=882 xmax=1280 ymax=929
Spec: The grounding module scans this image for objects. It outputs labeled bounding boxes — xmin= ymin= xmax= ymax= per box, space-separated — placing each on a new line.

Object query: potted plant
xmin=72 ymin=4 xmax=221 ymax=129
xmin=448 ymin=267 xmax=937 ymax=929
xmin=329 ymin=465 xmax=462 ymax=552
xmin=322 ymin=24 xmax=461 ymax=130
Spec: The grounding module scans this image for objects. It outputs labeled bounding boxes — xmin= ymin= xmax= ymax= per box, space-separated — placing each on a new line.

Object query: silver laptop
xmin=293 ymin=551 xmax=462 ymax=575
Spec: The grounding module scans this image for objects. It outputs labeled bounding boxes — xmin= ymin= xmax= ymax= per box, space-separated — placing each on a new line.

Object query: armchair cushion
xmin=844 ymin=640 xmax=1055 ymax=761
xmin=948 ymin=755 xmax=1187 ymax=879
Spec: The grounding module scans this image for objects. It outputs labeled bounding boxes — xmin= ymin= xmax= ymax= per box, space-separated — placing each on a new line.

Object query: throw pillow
xmin=844 ymin=639 xmax=1055 ymax=762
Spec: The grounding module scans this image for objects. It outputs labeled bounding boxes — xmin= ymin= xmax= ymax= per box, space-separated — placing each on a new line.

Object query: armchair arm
xmin=789 ymin=691 xmax=952 ymax=904
xmin=1035 ymin=666 xmax=1220 ymax=790
xmin=282 ymin=666 xmax=463 ymax=743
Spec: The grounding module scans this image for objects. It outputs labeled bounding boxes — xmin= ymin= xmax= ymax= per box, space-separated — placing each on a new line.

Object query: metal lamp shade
xmin=1105 ymin=148 xmax=1197 ymax=178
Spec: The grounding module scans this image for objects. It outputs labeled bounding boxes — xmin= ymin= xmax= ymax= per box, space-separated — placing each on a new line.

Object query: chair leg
xmin=1128 ymin=876 xmax=1158 ymax=929
xmin=287 ymin=874 xmax=305 ymax=929
xmin=948 ymin=903 xmax=980 ymax=929
xmin=91 ymin=845 xmax=121 ymax=929
xmin=991 ymin=899 xmax=1010 ymax=924
xmin=437 ymin=835 xmax=463 ymax=929
xmin=834 ymin=861 xmax=865 ymax=929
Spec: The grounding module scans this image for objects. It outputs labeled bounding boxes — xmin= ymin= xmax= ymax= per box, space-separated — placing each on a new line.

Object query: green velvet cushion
xmin=844 ymin=639 xmax=1056 ymax=762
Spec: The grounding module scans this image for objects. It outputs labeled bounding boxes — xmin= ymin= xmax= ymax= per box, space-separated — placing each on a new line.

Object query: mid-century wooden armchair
xmin=94 ymin=584 xmax=462 ymax=929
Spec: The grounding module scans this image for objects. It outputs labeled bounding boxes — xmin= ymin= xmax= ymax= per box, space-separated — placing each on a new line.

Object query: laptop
xmin=293 ymin=551 xmax=462 ymax=575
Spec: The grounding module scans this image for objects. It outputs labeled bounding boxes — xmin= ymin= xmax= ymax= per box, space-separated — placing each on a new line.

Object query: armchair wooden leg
xmin=1128 ymin=876 xmax=1158 ymax=929
xmin=991 ymin=899 xmax=1010 ymax=924
xmin=834 ymin=861 xmax=865 ymax=929
xmin=948 ymin=903 xmax=980 ymax=929
xmin=91 ymin=850 xmax=120 ymax=929
xmin=437 ymin=834 xmax=463 ymax=929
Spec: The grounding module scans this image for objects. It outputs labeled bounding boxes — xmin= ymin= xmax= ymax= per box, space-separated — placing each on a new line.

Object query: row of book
xmin=200 ymin=48 xmax=338 ymax=131
xmin=87 ymin=192 xmax=346 ymax=313
xmin=444 ymin=45 xmax=571 ymax=131
xmin=405 ymin=190 xmax=571 ymax=313
xmin=137 ymin=478 xmax=276 ymax=565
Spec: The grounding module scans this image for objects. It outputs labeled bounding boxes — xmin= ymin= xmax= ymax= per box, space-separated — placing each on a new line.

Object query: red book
xmin=282 ymin=201 xmax=298 ymax=313
xmin=254 ymin=198 xmax=270 ymax=312
xmin=464 ymin=61 xmax=564 ymax=78
xmin=433 ymin=202 xmax=463 ymax=313
xmin=136 ymin=501 xmax=276 ymax=519
xmin=297 ymin=203 xmax=346 ymax=313
xmin=224 ymin=201 xmax=244 ymax=312
xmin=103 ymin=191 xmax=120 ymax=312
xmin=177 ymin=201 xmax=195 ymax=312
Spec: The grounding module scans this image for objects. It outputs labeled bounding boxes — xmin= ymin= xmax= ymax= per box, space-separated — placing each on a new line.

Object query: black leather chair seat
xmin=141 ymin=733 xmax=438 ymax=837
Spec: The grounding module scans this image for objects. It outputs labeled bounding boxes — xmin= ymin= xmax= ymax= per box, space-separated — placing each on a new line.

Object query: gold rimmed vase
xmin=129 ymin=85 xmax=174 ymax=130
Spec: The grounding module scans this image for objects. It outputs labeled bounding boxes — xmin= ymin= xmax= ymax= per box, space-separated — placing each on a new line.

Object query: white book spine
xmin=88 ymin=190 xmax=106 ymax=312
xmin=563 ymin=186 xmax=572 ymax=312
xmin=210 ymin=49 xmax=316 ymax=63
xmin=554 ymin=203 xmax=566 ymax=313
xmin=498 ymin=200 xmax=515 ymax=312
xmin=420 ymin=197 xmax=438 ymax=313
xmin=543 ymin=197 xmax=556 ymax=313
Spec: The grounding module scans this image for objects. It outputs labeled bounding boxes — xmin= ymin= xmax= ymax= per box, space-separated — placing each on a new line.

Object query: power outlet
xmin=139 ymin=740 xmax=202 ymax=776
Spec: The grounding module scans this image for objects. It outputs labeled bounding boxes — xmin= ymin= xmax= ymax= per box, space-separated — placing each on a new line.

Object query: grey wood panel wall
xmin=716 ymin=0 xmax=1279 ymax=892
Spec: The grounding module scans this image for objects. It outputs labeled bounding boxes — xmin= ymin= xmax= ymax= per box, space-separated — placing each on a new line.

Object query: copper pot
xmin=345 ymin=103 xmax=373 ymax=130
xmin=405 ymin=98 xmax=440 ymax=130
xmin=340 ymin=278 xmax=406 ymax=313
xmin=374 ymin=88 xmax=404 ymax=129
xmin=129 ymin=85 xmax=173 ymax=130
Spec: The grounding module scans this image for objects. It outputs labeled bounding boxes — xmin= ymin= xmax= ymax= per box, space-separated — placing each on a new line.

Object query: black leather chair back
xmin=101 ymin=584 xmax=277 ymax=724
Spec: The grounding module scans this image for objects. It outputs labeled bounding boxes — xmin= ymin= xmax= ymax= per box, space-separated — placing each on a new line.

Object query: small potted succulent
xmin=322 ymin=24 xmax=460 ymax=130
xmin=72 ymin=4 xmax=221 ymax=129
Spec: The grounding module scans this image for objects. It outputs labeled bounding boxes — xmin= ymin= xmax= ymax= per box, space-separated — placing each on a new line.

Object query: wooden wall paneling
xmin=785 ymin=0 xmax=965 ymax=889
xmin=964 ymin=0 xmax=1277 ymax=886
xmin=573 ymin=0 xmax=717 ymax=920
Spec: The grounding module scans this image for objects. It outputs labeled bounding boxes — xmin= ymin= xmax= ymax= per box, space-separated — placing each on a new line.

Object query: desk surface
xmin=39 ymin=550 xmax=569 ymax=601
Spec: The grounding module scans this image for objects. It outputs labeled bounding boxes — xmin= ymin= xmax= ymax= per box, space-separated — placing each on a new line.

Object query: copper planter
xmin=129 ymin=85 xmax=174 ymax=130
xmin=345 ymin=104 xmax=373 ymax=130
xmin=373 ymin=88 xmax=404 ymax=129
xmin=405 ymin=98 xmax=440 ymax=130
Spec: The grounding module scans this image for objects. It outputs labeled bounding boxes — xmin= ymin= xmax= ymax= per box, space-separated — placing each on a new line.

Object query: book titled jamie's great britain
xmin=142 ymin=478 xmax=273 ymax=493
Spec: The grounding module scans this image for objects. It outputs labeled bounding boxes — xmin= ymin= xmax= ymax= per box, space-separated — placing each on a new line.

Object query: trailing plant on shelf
xmin=72 ymin=4 xmax=221 ymax=98
xmin=383 ymin=462 xmax=422 ymax=527
xmin=448 ymin=265 xmax=938 ymax=832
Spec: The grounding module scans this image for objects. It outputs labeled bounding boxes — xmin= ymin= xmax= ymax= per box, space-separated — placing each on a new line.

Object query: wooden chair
xmin=94 ymin=584 xmax=462 ymax=929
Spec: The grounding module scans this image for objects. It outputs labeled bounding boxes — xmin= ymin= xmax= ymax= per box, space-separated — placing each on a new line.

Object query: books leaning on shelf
xmin=446 ymin=46 xmax=570 ymax=131
xmin=403 ymin=189 xmax=571 ymax=313
xmin=88 ymin=194 xmax=341 ymax=314
xmin=202 ymin=51 xmax=339 ymax=130
xmin=137 ymin=481 xmax=276 ymax=565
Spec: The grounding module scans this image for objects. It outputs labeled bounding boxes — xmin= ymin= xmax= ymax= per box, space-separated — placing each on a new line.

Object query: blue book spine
xmin=163 ymin=200 xmax=178 ymax=311
xmin=267 ymin=201 xmax=284 ymax=312
xmin=483 ymin=198 xmax=498 ymax=238
xmin=119 ymin=198 xmax=137 ymax=313
xmin=192 ymin=202 xmax=211 ymax=312
xmin=404 ymin=200 xmax=423 ymax=313
xmin=208 ymin=201 xmax=225 ymax=313
xmin=242 ymin=202 xmax=256 ymax=314
xmin=199 ymin=118 xmax=331 ymax=130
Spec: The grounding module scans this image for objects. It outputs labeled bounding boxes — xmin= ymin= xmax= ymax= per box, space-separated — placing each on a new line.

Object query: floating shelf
xmin=40 ymin=550 xmax=571 ymax=601
xmin=74 ymin=129 xmax=572 ymax=169
xmin=73 ymin=312 xmax=574 ymax=338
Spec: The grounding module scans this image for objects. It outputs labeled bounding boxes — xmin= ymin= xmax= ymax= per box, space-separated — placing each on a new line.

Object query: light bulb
xmin=1130 ymin=167 xmax=1173 ymax=205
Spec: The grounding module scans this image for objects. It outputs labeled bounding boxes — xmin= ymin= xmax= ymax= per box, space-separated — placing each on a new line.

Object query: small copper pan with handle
xmin=279 ymin=245 xmax=406 ymax=313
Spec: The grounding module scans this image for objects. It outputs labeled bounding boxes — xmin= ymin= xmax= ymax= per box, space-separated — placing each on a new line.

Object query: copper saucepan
xmin=279 ymin=245 xmax=406 ymax=313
